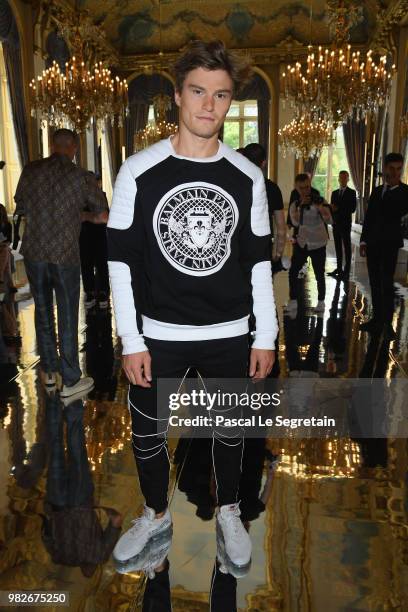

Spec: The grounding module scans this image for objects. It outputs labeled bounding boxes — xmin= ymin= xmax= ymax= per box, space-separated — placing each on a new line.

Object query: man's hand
xmin=122 ymin=351 xmax=152 ymax=388
xmin=249 ymin=349 xmax=275 ymax=380
xmin=359 ymin=243 xmax=367 ymax=257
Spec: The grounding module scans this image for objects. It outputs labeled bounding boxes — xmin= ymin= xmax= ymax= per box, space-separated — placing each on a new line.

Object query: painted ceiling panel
xmin=76 ymin=0 xmax=382 ymax=54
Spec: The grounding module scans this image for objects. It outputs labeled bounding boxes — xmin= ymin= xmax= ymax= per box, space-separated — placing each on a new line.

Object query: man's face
xmin=297 ymin=179 xmax=312 ymax=200
xmin=338 ymin=173 xmax=349 ymax=188
xmin=384 ymin=161 xmax=403 ymax=186
xmin=175 ymin=67 xmax=233 ymax=139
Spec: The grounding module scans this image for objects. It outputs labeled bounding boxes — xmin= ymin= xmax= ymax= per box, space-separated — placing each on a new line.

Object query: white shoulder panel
xmin=221 ymin=144 xmax=270 ymax=237
xmin=108 ymin=139 xmax=171 ymax=230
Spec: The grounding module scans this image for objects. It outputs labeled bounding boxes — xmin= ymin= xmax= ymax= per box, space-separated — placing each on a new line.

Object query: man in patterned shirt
xmin=14 ymin=129 xmax=108 ymax=397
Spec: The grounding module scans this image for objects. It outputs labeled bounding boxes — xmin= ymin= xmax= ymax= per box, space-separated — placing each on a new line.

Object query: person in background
xmin=359 ymin=152 xmax=408 ymax=340
xmin=242 ymin=143 xmax=286 ymax=266
xmin=328 ymin=170 xmax=357 ymax=279
xmin=0 ymin=202 xmax=13 ymax=295
xmin=286 ymin=173 xmax=332 ymax=315
xmin=288 ymin=177 xmax=320 ymax=229
xmin=0 ymin=203 xmax=18 ymax=344
xmin=80 ymin=173 xmax=110 ymax=310
xmin=287 ymin=175 xmax=320 ymax=280
xmin=14 ymin=129 xmax=108 ymax=396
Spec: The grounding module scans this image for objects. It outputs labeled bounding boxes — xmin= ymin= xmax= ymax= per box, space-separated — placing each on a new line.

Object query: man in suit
xmin=328 ymin=170 xmax=357 ymax=279
xmin=360 ymin=152 xmax=408 ymax=340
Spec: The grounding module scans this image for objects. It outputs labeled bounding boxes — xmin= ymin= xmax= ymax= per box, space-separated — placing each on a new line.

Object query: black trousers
xmin=366 ymin=243 xmax=399 ymax=324
xmin=79 ymin=222 xmax=109 ymax=295
xmin=289 ymin=244 xmax=326 ymax=301
xmin=333 ymin=223 xmax=352 ymax=272
xmin=129 ymin=336 xmax=249 ymax=514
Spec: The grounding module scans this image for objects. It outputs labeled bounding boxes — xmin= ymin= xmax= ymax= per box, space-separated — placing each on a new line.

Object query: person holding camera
xmin=286 ymin=173 xmax=332 ymax=314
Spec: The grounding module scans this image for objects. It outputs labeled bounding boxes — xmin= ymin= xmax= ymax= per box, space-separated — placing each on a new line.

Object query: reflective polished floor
xmin=0 ymin=237 xmax=407 ymax=611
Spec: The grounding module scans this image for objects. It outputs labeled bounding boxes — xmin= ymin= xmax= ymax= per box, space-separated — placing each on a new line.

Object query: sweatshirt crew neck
xmin=167 ymin=136 xmax=224 ymax=163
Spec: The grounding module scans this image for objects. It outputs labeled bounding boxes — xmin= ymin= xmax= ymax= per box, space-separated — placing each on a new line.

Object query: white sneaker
xmin=60 ymin=376 xmax=94 ymax=398
xmin=284 ymin=299 xmax=298 ymax=312
xmin=216 ymin=503 xmax=251 ymax=577
xmin=114 ymin=517 xmax=173 ymax=577
xmin=313 ymin=300 xmax=325 ymax=313
xmin=113 ymin=506 xmax=172 ymax=569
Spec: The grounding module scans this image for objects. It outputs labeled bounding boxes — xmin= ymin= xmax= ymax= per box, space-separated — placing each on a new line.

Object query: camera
xmin=311 ymin=195 xmax=324 ymax=205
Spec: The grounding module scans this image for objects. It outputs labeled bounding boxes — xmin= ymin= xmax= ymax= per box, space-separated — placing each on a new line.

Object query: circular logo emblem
xmin=153 ymin=182 xmax=239 ymax=276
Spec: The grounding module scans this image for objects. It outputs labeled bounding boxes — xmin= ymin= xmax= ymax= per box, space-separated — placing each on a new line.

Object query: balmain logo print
xmin=153 ymin=182 xmax=239 ymax=276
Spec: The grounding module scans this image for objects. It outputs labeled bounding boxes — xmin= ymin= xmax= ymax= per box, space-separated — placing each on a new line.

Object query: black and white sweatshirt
xmin=107 ymin=137 xmax=278 ymax=354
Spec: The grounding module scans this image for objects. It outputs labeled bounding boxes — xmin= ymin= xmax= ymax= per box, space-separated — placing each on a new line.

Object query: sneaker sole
xmin=113 ymin=523 xmax=173 ymax=573
xmin=60 ymin=387 xmax=94 ymax=405
xmin=216 ymin=522 xmax=251 ymax=578
xmin=60 ymin=380 xmax=94 ymax=398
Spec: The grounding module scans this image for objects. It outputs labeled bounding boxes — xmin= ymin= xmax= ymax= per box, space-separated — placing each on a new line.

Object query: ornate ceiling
xmin=73 ymin=0 xmax=393 ymax=55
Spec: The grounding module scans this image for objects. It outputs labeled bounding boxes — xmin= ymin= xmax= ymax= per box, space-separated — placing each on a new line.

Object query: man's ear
xmin=174 ymin=90 xmax=181 ymax=108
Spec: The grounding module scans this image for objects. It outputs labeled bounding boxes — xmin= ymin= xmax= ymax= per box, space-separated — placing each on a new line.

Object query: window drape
xmin=0 ymin=0 xmax=29 ymax=167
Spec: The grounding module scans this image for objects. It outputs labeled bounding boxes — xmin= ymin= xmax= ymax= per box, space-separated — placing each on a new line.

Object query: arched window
xmin=313 ymin=127 xmax=355 ymax=201
xmin=223 ymin=100 xmax=259 ymax=149
xmin=126 ymin=73 xmax=177 ymax=155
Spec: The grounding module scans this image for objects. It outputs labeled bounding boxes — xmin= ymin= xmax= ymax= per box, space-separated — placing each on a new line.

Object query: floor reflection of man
xmin=83 ymin=309 xmax=117 ymax=401
xmin=325 ymin=280 xmax=349 ymax=376
xmin=42 ymin=393 xmax=122 ymax=576
xmin=140 ymin=434 xmax=278 ymax=610
xmin=350 ymin=335 xmax=391 ymax=470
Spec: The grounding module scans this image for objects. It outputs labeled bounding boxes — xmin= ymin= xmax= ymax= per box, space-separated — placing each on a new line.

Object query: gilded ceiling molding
xmin=118 ymin=40 xmax=368 ymax=74
xmin=369 ymin=0 xmax=408 ymax=57
xmin=31 ymin=0 xmax=119 ymax=66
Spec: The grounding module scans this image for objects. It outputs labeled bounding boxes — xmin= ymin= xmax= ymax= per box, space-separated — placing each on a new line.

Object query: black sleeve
xmin=361 ymin=192 xmax=374 ymax=243
xmin=266 ymin=180 xmax=284 ymax=212
xmin=350 ymin=190 xmax=357 ymax=214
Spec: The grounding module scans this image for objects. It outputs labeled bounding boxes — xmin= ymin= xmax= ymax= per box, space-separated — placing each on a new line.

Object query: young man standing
xmin=107 ymin=41 xmax=278 ymax=574
xmin=360 ymin=152 xmax=408 ymax=339
xmin=328 ymin=170 xmax=357 ymax=279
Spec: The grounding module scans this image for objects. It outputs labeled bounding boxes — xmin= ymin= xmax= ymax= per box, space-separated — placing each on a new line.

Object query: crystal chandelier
xmin=29 ymin=8 xmax=128 ymax=132
xmin=280 ymin=1 xmax=396 ymax=127
xmin=134 ymin=94 xmax=178 ymax=152
xmin=278 ymin=116 xmax=336 ymax=159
